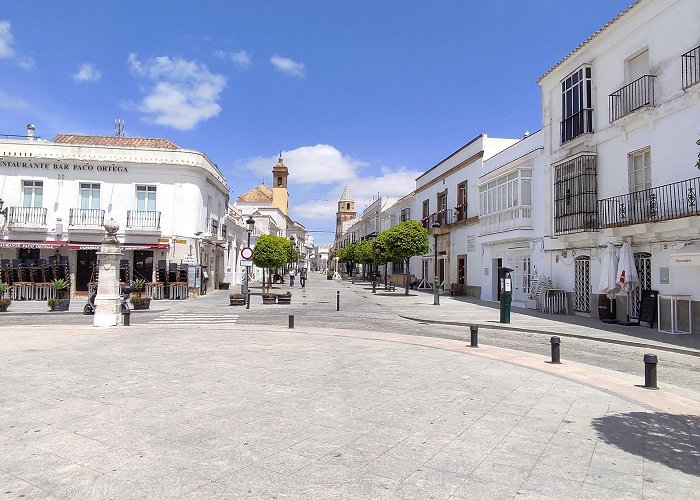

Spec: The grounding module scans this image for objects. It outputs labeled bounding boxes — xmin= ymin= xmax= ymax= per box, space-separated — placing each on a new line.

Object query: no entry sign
xmin=241 ymin=247 xmax=254 ymax=260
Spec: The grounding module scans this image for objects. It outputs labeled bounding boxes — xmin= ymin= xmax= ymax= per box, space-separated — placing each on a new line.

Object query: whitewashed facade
xmin=0 ymin=130 xmax=229 ymax=296
xmin=539 ymin=0 xmax=700 ymax=329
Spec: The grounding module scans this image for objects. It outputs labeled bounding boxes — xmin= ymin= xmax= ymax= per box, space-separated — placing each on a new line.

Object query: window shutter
xmin=628 ymin=50 xmax=649 ymax=82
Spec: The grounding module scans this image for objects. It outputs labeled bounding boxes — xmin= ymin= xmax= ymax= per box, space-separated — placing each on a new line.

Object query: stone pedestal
xmin=93 ymin=219 xmax=123 ymax=327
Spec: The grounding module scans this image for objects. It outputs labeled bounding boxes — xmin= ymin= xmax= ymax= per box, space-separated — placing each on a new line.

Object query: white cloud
xmin=292 ymin=199 xmax=338 ymax=220
xmin=17 ymin=56 xmax=35 ymax=71
xmin=270 ymin=55 xmax=305 ymax=77
xmin=126 ymin=53 xmax=226 ymax=130
xmin=0 ymin=21 xmax=15 ymax=58
xmin=216 ymin=49 xmax=251 ymax=68
xmin=72 ymin=63 xmax=102 ymax=83
xmin=0 ymin=91 xmax=27 ymax=109
xmin=239 ymin=145 xmax=366 ymax=185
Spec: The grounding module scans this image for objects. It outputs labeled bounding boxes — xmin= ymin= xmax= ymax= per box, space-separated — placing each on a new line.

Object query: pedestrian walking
xmin=289 ymin=268 xmax=296 ymax=287
xmin=299 ymin=267 xmax=307 ymax=288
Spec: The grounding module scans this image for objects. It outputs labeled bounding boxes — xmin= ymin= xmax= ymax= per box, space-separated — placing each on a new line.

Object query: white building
xmin=0 ymin=129 xmax=229 ymax=296
xmin=539 ymin=0 xmax=700 ymax=329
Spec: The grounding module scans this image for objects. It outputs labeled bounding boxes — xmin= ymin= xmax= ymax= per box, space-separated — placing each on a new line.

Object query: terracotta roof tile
xmin=236 ymin=184 xmax=273 ymax=203
xmin=52 ymin=134 xmax=179 ymax=150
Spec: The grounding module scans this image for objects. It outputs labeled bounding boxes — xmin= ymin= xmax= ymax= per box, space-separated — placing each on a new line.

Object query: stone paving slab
xmin=1 ymin=323 xmax=698 ymax=498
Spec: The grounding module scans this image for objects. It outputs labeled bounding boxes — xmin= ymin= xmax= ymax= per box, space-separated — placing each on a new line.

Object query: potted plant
xmin=48 ymin=278 xmax=70 ymax=311
xmin=0 ymin=281 xmax=10 ymax=312
xmin=219 ymin=282 xmax=231 ymax=291
xmin=129 ymin=278 xmax=151 ymax=310
xmin=261 ymin=293 xmax=277 ymax=304
xmin=276 ymin=291 xmax=292 ymax=304
xmin=327 ymin=271 xmax=333 ymax=280
xmin=230 ymin=293 xmax=246 ymax=306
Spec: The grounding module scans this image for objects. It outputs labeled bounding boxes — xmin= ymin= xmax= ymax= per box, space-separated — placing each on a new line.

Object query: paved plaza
xmin=1 ymin=283 xmax=699 ymax=499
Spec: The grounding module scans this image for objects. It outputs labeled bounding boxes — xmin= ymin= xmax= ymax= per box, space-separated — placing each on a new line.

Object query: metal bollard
xmin=246 ymin=291 xmax=251 ymax=310
xmin=372 ymin=281 xmax=376 ymax=294
xmin=550 ymin=336 xmax=561 ymax=364
xmin=122 ymin=308 xmax=131 ymax=326
xmin=643 ymin=353 xmax=658 ymax=389
xmin=289 ymin=314 xmax=295 ymax=329
xmin=469 ymin=325 xmax=478 ymax=348
xmin=336 ymin=290 xmax=340 ymax=311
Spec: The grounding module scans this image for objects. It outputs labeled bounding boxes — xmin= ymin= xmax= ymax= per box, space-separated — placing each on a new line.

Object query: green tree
xmin=253 ymin=235 xmax=289 ymax=291
xmin=375 ymin=231 xmax=391 ymax=286
xmin=384 ymin=220 xmax=429 ymax=294
xmin=354 ymin=239 xmax=375 ymax=280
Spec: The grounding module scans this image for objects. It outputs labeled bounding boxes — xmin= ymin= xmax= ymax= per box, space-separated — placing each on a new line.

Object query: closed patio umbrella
xmin=599 ymin=243 xmax=620 ymax=298
xmin=616 ymin=242 xmax=639 ymax=325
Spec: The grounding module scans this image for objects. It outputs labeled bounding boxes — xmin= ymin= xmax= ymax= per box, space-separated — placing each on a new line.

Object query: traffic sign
xmin=241 ymin=247 xmax=254 ymax=260
xmin=241 ymin=260 xmax=253 ymax=267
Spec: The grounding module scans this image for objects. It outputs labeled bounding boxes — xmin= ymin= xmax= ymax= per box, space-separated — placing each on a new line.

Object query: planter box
xmin=0 ymin=299 xmax=10 ymax=312
xmin=230 ymin=296 xmax=246 ymax=306
xmin=219 ymin=282 xmax=231 ymax=290
xmin=277 ymin=296 xmax=292 ymax=304
xmin=262 ymin=296 xmax=277 ymax=304
xmin=131 ymin=298 xmax=151 ymax=310
xmin=48 ymin=299 xmax=70 ymax=311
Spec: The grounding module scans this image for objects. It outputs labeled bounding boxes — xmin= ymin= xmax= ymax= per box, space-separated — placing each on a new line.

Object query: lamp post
xmin=289 ymin=235 xmax=295 ymax=273
xmin=242 ymin=216 xmax=255 ymax=297
xmin=432 ymin=221 xmax=441 ymax=305
xmin=368 ymin=232 xmax=378 ymax=292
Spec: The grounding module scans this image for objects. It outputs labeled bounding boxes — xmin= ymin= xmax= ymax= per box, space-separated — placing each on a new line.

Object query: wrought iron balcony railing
xmin=221 ymin=224 xmax=227 ymax=239
xmin=455 ymin=204 xmax=468 ymax=222
xmin=208 ymin=218 xmax=219 ymax=235
xmin=609 ymin=75 xmax=655 ymax=122
xmin=682 ymin=45 xmax=700 ymax=89
xmin=126 ymin=210 xmax=161 ymax=230
xmin=68 ymin=208 xmax=105 ymax=227
xmin=424 ymin=209 xmax=453 ymax=228
xmin=560 ymin=109 xmax=593 ymax=144
xmin=598 ymin=177 xmax=700 ymax=228
xmin=6 ymin=207 xmax=47 ymax=228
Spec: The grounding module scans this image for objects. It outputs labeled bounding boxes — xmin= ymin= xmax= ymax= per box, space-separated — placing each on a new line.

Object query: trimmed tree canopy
xmin=252 ymin=235 xmax=289 ymax=269
xmin=384 ymin=220 xmax=429 ymax=264
xmin=354 ymin=240 xmax=374 ymax=264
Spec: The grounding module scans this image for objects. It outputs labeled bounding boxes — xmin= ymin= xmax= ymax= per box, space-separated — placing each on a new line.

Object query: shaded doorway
xmin=133 ymin=250 xmax=154 ymax=282
xmin=76 ymin=250 xmax=97 ymax=292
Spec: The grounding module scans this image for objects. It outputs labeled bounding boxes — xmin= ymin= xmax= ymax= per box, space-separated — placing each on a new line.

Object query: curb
xmin=398 ymin=314 xmax=700 ymax=358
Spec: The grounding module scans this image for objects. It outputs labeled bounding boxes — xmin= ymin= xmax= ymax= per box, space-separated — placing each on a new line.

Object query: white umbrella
xmin=616 ymin=242 xmax=639 ymax=292
xmin=598 ymin=243 xmax=620 ymax=299
xmin=616 ymin=242 xmax=639 ymax=324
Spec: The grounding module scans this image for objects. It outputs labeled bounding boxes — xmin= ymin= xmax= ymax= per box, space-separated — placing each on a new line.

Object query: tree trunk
xmin=384 ymin=263 xmax=388 ymax=287
xmin=405 ymin=258 xmax=410 ymax=295
xmin=262 ymin=268 xmax=266 ymax=293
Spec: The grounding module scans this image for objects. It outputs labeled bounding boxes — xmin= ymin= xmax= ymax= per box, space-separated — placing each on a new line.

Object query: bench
xmin=449 ymin=283 xmax=463 ymax=296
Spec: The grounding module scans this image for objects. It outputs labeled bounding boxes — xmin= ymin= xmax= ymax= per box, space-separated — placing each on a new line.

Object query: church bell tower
xmin=272 ymin=153 xmax=289 ymax=217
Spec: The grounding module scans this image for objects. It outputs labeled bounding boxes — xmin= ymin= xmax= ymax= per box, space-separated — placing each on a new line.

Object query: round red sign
xmin=241 ymin=247 xmax=254 ymax=260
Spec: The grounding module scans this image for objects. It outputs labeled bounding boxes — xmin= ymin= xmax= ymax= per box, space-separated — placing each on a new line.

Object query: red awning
xmin=66 ymin=242 xmax=169 ymax=250
xmin=0 ymin=240 xmax=67 ymax=249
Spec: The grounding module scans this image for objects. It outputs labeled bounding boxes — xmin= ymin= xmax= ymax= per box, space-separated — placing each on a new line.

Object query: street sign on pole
xmin=241 ymin=247 xmax=254 ymax=260
xmin=241 ymin=260 xmax=253 ymax=267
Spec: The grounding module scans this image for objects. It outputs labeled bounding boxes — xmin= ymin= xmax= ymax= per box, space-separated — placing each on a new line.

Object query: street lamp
xmin=432 ymin=221 xmax=441 ymax=305
xmin=368 ymin=232 xmax=378 ymax=293
xmin=242 ymin=216 xmax=255 ymax=297
xmin=289 ymin=235 xmax=295 ymax=272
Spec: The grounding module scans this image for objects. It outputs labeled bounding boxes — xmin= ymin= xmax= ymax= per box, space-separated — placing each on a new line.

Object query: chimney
xmin=26 ymin=123 xmax=35 ymax=141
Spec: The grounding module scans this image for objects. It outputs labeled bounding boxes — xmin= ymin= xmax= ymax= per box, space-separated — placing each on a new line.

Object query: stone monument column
xmin=93 ymin=218 xmax=123 ymax=327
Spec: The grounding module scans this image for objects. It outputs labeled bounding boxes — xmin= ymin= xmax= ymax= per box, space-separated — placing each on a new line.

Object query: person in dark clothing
xmin=299 ymin=267 xmax=307 ymax=288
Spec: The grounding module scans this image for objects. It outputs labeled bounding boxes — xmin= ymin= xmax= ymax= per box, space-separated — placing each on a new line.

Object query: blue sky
xmin=0 ymin=0 xmax=631 ymax=244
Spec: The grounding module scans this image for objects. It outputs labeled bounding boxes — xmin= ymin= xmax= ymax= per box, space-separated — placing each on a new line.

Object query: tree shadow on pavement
xmin=591 ymin=412 xmax=700 ymax=475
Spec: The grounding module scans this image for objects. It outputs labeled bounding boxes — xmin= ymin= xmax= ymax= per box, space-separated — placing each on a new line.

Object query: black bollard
xmin=643 ymin=353 xmax=658 ymax=389
xmin=550 ymin=336 xmax=561 ymax=364
xmin=336 ymin=290 xmax=340 ymax=311
xmin=372 ymin=281 xmax=376 ymax=294
xmin=246 ymin=291 xmax=251 ymax=310
xmin=289 ymin=314 xmax=295 ymax=329
xmin=122 ymin=308 xmax=131 ymax=327
xmin=469 ymin=325 xmax=478 ymax=348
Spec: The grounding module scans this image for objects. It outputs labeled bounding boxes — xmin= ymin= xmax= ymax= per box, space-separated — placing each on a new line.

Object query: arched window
xmin=277 ymin=177 xmax=283 ymax=187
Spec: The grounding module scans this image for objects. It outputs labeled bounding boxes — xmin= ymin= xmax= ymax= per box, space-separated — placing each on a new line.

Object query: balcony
xmin=208 ymin=218 xmax=219 ymax=235
xmin=599 ymin=177 xmax=700 ymax=229
xmin=126 ymin=210 xmax=161 ymax=231
xmin=553 ymin=154 xmax=598 ymax=235
xmin=221 ymin=224 xmax=227 ymax=239
xmin=480 ymin=207 xmax=532 ymax=235
xmin=560 ymin=109 xmax=593 ymax=144
xmin=609 ymin=75 xmax=655 ymax=122
xmin=423 ymin=209 xmax=453 ymax=228
xmin=682 ymin=45 xmax=700 ymax=89
xmin=455 ymin=204 xmax=468 ymax=222
xmin=68 ymin=208 xmax=105 ymax=229
xmin=6 ymin=207 xmax=47 ymax=229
